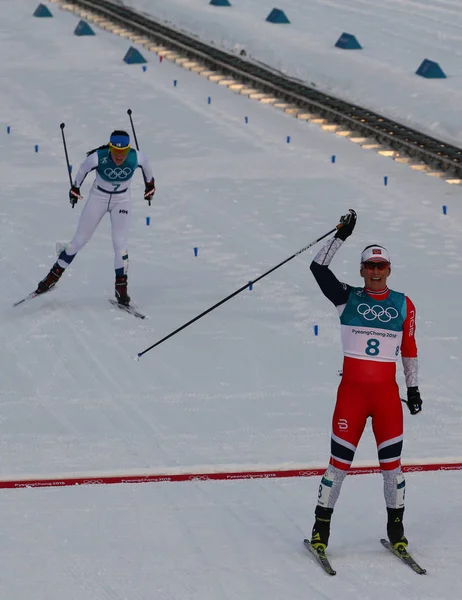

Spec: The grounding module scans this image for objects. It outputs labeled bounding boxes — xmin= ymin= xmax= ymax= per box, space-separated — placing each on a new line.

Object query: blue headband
xmin=109 ymin=134 xmax=130 ymax=149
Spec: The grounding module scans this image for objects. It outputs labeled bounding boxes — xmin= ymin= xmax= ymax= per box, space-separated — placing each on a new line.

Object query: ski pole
xmin=137 ymin=225 xmax=339 ymax=359
xmin=127 ymin=108 xmax=151 ymax=206
xmin=60 ymin=123 xmax=76 ymax=208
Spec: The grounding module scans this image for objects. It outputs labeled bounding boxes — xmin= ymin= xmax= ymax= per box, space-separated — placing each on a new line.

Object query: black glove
xmin=335 ymin=209 xmax=357 ymax=241
xmin=406 ymin=386 xmax=422 ymax=415
xmin=144 ymin=179 xmax=156 ymax=201
xmin=69 ymin=185 xmax=81 ymax=207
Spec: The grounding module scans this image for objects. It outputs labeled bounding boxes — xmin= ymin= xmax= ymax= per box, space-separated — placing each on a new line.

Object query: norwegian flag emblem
xmin=372 ymin=249 xmax=382 ymax=255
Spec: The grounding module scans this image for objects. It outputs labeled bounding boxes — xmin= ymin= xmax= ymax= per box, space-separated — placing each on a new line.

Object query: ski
xmin=13 ymin=292 xmax=40 ymax=307
xmin=109 ymin=298 xmax=146 ymax=319
xmin=13 ymin=287 xmax=54 ymax=307
xmin=304 ymin=539 xmax=336 ymax=576
xmin=380 ymin=539 xmax=426 ymax=574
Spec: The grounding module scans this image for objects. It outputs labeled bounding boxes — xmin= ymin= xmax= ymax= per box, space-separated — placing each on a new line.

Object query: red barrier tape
xmin=1 ymin=461 xmax=461 ymax=490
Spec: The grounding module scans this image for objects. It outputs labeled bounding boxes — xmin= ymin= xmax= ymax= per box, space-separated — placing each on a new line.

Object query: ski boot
xmin=115 ymin=274 xmax=131 ymax=306
xmin=35 ymin=263 xmax=65 ymax=294
xmin=387 ymin=507 xmax=408 ymax=549
xmin=310 ymin=506 xmax=334 ymax=550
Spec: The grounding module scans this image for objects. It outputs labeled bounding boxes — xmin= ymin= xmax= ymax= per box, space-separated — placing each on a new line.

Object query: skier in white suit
xmin=35 ymin=130 xmax=155 ymax=306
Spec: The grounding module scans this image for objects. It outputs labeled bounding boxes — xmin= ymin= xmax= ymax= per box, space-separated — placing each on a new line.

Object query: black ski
xmin=304 ymin=539 xmax=336 ymax=575
xmin=380 ymin=539 xmax=426 ymax=574
xmin=109 ymin=299 xmax=146 ymax=319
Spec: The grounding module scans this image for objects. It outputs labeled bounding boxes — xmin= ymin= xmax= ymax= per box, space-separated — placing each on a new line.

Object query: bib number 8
xmin=365 ymin=338 xmax=380 ymax=356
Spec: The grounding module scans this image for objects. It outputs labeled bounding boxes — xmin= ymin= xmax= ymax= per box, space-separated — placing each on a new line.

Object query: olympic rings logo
xmin=357 ymin=303 xmax=399 ymax=322
xmin=104 ymin=167 xmax=132 ymax=180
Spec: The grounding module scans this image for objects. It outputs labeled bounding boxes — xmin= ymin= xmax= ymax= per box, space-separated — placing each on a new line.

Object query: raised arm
xmin=310 ymin=238 xmax=352 ymax=306
xmin=310 ymin=208 xmax=357 ymax=307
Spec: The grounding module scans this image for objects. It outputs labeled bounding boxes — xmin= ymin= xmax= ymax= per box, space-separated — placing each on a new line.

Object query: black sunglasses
xmin=362 ymin=261 xmax=390 ymax=271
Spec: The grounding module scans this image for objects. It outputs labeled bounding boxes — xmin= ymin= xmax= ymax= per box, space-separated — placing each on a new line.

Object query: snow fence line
xmin=0 ymin=461 xmax=461 ymax=490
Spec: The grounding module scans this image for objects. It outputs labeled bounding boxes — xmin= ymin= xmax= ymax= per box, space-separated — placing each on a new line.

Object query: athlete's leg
xmin=57 ymin=188 xmax=107 ymax=269
xmin=36 ymin=189 xmax=107 ymax=293
xmin=110 ymin=197 xmax=132 ymax=304
xmin=371 ymin=382 xmax=407 ymax=546
xmin=311 ymin=380 xmax=369 ymax=548
xmin=371 ymin=381 xmax=404 ymax=505
xmin=319 ymin=380 xmax=369 ymax=507
xmin=109 ymin=198 xmax=131 ymax=275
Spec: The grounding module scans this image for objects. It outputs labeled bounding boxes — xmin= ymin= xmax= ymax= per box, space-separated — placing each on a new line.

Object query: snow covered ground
xmin=1 ymin=1 xmax=462 ymax=597
xmin=126 ymin=0 xmax=462 ymax=146
xmin=2 ymin=473 xmax=461 ymax=599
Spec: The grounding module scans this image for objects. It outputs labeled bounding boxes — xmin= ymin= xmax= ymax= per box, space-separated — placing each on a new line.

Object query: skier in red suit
xmin=308 ymin=210 xmax=423 ymax=554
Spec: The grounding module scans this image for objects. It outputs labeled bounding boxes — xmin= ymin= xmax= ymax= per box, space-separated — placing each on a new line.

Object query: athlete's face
xmin=110 ymin=147 xmax=129 ymax=165
xmin=360 ymin=260 xmax=391 ymax=291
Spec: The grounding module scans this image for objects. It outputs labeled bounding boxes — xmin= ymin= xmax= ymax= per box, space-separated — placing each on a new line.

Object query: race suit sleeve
xmin=136 ymin=150 xmax=155 ymax=183
xmin=401 ymin=296 xmax=418 ymax=387
xmin=73 ymin=153 xmax=98 ymax=188
xmin=310 ymin=237 xmax=351 ymax=307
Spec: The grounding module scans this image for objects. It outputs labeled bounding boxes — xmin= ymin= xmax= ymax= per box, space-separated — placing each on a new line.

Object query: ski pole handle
xmin=60 ymin=123 xmax=76 ymax=208
xmin=127 ymin=109 xmax=151 ymax=207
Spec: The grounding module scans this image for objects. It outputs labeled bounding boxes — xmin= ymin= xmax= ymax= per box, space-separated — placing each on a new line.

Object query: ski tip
xmin=304 ymin=539 xmax=336 ymax=575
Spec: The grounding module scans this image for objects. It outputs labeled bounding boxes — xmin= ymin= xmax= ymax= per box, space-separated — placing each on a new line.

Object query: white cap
xmin=360 ymin=245 xmax=390 ymax=264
